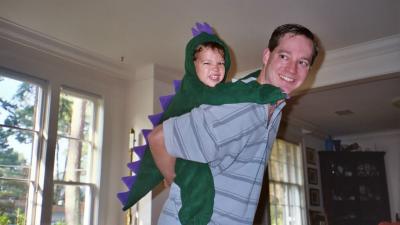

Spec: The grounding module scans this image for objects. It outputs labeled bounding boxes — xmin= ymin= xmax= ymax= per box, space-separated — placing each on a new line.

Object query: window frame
xmin=0 ymin=68 xmax=102 ymax=225
xmin=0 ymin=67 xmax=48 ymax=225
xmin=268 ymin=139 xmax=307 ymax=225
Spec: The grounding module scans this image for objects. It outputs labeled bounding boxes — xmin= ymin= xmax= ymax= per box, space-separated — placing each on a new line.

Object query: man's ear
xmin=262 ymin=48 xmax=271 ymax=65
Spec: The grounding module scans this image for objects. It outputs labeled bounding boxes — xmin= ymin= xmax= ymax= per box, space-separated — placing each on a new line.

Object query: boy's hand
xmin=148 ymin=124 xmax=176 ymax=184
xmin=163 ymin=178 xmax=173 ymax=188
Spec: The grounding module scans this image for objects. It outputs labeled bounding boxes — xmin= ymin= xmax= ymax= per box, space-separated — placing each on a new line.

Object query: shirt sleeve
xmin=163 ymin=103 xmax=267 ymax=163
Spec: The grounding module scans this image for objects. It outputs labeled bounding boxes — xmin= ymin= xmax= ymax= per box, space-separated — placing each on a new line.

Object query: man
xmin=149 ymin=24 xmax=319 ymax=224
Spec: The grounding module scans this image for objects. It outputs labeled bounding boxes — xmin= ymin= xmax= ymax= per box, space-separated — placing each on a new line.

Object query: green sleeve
xmin=198 ymin=81 xmax=286 ymax=106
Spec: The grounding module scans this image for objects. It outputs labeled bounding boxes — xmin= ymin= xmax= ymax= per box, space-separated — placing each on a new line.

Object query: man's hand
xmin=148 ymin=124 xmax=176 ymax=184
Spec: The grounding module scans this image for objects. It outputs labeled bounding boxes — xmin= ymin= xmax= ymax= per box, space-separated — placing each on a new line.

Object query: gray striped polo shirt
xmin=159 ymin=100 xmax=285 ymax=225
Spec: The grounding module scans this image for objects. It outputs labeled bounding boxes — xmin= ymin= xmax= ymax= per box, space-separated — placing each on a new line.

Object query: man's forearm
xmin=148 ymin=124 xmax=176 ymax=184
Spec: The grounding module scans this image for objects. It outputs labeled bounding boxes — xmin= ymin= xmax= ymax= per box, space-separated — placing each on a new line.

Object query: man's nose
xmin=287 ymin=61 xmax=297 ymax=74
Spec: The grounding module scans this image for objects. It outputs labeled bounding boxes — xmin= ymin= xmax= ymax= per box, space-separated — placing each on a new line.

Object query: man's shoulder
xmin=198 ymin=102 xmax=267 ymax=122
xmin=239 ymin=70 xmax=261 ymax=81
xmin=231 ymin=70 xmax=260 ymax=83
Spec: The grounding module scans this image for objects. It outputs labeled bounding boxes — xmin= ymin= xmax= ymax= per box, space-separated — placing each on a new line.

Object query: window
xmin=51 ymin=89 xmax=99 ymax=225
xmin=0 ymin=71 xmax=44 ymax=225
xmin=269 ymin=139 xmax=306 ymax=225
xmin=0 ymin=69 xmax=102 ymax=225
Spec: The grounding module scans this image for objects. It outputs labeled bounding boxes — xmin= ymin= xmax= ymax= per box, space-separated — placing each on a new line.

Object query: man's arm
xmin=162 ymin=103 xmax=269 ymax=163
xmin=148 ymin=124 xmax=176 ymax=185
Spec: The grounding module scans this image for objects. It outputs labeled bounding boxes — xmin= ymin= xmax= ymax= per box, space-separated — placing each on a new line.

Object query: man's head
xmin=258 ymin=24 xmax=319 ymax=95
xmin=193 ymin=42 xmax=226 ymax=87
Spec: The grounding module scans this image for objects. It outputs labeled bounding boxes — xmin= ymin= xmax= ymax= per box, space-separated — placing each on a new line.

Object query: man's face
xmin=194 ymin=47 xmax=225 ymax=87
xmin=261 ymin=33 xmax=313 ymax=95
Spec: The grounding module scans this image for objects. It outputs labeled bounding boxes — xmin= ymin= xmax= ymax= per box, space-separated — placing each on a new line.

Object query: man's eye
xmin=279 ymin=54 xmax=288 ymax=60
xmin=299 ymin=60 xmax=309 ymax=67
xmin=218 ymin=62 xmax=225 ymax=65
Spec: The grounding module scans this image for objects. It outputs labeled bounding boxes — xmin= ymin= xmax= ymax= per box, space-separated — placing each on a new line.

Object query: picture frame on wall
xmin=309 ymin=210 xmax=327 ymax=225
xmin=310 ymin=188 xmax=321 ymax=206
xmin=308 ymin=167 xmax=319 ymax=185
xmin=306 ymin=147 xmax=317 ymax=165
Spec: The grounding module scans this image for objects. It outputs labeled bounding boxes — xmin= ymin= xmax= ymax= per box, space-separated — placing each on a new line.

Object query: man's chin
xmin=280 ymin=87 xmax=294 ymax=95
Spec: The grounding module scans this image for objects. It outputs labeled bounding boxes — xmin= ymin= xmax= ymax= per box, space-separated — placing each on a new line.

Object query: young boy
xmin=118 ymin=23 xmax=285 ymax=225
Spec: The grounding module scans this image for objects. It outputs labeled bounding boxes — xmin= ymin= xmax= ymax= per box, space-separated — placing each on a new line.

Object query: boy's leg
xmin=175 ymin=159 xmax=214 ymax=225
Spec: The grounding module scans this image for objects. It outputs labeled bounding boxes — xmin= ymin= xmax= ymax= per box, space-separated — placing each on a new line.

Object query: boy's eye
xmin=218 ymin=62 xmax=225 ymax=65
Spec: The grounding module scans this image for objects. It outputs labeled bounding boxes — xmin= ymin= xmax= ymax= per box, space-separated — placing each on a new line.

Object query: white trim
xmin=335 ymin=129 xmax=400 ymax=140
xmin=302 ymin=34 xmax=400 ymax=90
xmin=0 ymin=17 xmax=132 ymax=79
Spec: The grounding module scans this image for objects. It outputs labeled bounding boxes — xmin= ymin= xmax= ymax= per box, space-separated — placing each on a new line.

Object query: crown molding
xmin=0 ymin=17 xmax=133 ymax=80
xmin=335 ymin=129 xmax=400 ymax=140
xmin=310 ymin=33 xmax=400 ymax=88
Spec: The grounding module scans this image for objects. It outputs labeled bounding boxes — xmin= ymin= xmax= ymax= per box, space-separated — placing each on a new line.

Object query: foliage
xmin=54 ymin=219 xmax=67 ymax=225
xmin=58 ymin=93 xmax=73 ymax=135
xmin=0 ymin=213 xmax=11 ymax=225
xmin=15 ymin=208 xmax=25 ymax=225
xmin=0 ymin=208 xmax=26 ymax=225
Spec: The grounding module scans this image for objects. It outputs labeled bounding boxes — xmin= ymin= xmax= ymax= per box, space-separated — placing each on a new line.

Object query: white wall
xmin=336 ymin=129 xmax=400 ymax=221
xmin=124 ymin=63 xmax=182 ymax=224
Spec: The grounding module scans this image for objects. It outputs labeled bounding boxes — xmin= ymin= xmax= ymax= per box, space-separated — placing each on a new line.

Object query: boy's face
xmin=260 ymin=33 xmax=313 ymax=95
xmin=194 ymin=47 xmax=225 ymax=87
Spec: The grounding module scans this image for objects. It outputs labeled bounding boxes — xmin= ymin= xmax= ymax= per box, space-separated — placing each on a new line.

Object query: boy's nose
xmin=212 ymin=64 xmax=219 ymax=71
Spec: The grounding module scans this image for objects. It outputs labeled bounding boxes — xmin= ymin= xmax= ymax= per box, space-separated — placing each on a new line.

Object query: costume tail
xmin=117 ymin=80 xmax=181 ymax=210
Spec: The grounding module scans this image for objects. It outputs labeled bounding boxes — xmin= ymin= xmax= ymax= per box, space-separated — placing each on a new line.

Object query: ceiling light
xmin=392 ymin=97 xmax=400 ymax=109
xmin=335 ymin=110 xmax=354 ymax=116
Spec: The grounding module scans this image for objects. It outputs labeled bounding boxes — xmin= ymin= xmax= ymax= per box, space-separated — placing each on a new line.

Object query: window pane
xmin=0 ymin=76 xmax=39 ymax=130
xmin=0 ymin=74 xmax=41 ymax=225
xmin=0 ymin=128 xmax=34 ymax=180
xmin=54 ymin=137 xmax=91 ymax=182
xmin=57 ymin=93 xmax=94 ymax=141
xmin=0 ymin=179 xmax=28 ymax=225
xmin=288 ymin=165 xmax=297 ymax=183
xmin=52 ymin=184 xmax=91 ymax=225
xmin=53 ymin=89 xmax=99 ymax=225
xmin=277 ymin=144 xmax=287 ymax=164
xmin=268 ymin=140 xmax=306 ymax=225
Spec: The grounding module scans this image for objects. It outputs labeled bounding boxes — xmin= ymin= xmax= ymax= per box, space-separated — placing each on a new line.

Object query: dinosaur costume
xmin=117 ymin=23 xmax=286 ymax=225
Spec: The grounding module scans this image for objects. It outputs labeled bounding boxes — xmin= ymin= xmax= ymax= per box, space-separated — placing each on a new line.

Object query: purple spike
xmin=173 ymin=80 xmax=182 ymax=93
xmin=191 ymin=22 xmax=214 ymax=37
xmin=117 ymin=191 xmax=129 ymax=205
xmin=122 ymin=176 xmax=137 ymax=189
xmin=133 ymin=145 xmax=146 ymax=159
xmin=142 ymin=129 xmax=152 ymax=144
xmin=191 ymin=27 xmax=200 ymax=37
xmin=159 ymin=94 xmax=174 ymax=111
xmin=148 ymin=113 xmax=163 ymax=127
xmin=127 ymin=161 xmax=141 ymax=173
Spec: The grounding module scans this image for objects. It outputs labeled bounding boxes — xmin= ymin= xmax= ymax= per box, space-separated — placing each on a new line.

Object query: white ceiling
xmin=0 ymin=0 xmax=399 ymax=137
xmin=284 ymin=73 xmax=400 ymax=137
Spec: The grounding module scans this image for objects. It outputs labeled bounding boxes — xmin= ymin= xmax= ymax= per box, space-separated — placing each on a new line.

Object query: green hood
xmin=184 ymin=32 xmax=231 ymax=84
xmin=163 ymin=32 xmax=232 ymax=118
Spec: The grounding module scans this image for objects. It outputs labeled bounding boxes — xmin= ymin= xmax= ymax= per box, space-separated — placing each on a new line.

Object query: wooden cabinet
xmin=319 ymin=151 xmax=391 ymax=225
